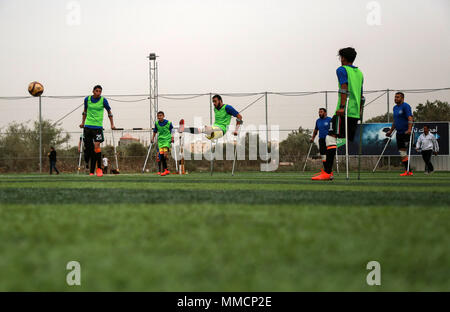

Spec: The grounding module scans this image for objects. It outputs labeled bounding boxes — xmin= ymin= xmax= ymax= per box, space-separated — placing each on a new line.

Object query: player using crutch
xmin=151 ymin=111 xmax=174 ymax=176
xmin=181 ymin=95 xmax=243 ymax=174
xmin=309 ymin=108 xmax=332 ymax=175
xmin=385 ymin=92 xmax=414 ymax=176
xmin=313 ymin=47 xmax=364 ymax=181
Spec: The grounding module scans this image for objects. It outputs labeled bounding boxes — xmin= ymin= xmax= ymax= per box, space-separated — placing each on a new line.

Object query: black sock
xmin=158 ymin=160 xmax=162 ymax=172
xmin=162 ymin=157 xmax=167 ymax=171
xmin=90 ymin=150 xmax=96 ymax=173
xmin=402 ymin=160 xmax=408 ymax=171
xmin=325 ymin=148 xmax=336 ymax=174
xmin=96 ymin=152 xmax=102 ymax=169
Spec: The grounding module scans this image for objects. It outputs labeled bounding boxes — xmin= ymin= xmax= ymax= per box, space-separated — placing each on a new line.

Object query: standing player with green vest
xmin=313 ymin=47 xmax=364 ymax=181
xmin=182 ymin=94 xmax=243 ymax=139
xmin=151 ymin=111 xmax=174 ymax=176
xmin=79 ymin=85 xmax=116 ymax=177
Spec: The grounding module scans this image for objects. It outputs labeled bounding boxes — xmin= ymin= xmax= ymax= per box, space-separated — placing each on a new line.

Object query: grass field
xmin=0 ymin=171 xmax=449 ymax=291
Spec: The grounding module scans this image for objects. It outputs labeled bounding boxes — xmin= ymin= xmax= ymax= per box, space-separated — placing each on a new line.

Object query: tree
xmin=413 ymin=100 xmax=450 ymax=122
xmin=279 ymin=127 xmax=319 ymax=164
xmin=0 ymin=119 xmax=70 ymax=172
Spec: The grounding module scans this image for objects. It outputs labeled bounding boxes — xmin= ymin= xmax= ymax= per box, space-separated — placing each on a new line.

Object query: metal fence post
xmin=265 ymin=92 xmax=269 ymax=165
xmin=387 ymin=89 xmax=391 ymax=171
xmin=39 ymin=96 xmax=42 ymax=173
xmin=325 ymin=91 xmax=328 ymax=112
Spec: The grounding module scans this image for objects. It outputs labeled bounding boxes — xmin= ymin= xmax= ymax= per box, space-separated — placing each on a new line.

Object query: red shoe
xmin=96 ymin=168 xmax=103 ymax=177
xmin=408 ymin=171 xmax=414 ymax=176
xmin=89 ymin=173 xmax=94 ymax=176
xmin=157 ymin=172 xmax=161 ymax=175
xmin=312 ymin=171 xmax=333 ymax=181
xmin=160 ymin=169 xmax=169 ymax=176
xmin=313 ymin=169 xmax=325 ymax=177
xmin=400 ymin=171 xmax=410 ymax=176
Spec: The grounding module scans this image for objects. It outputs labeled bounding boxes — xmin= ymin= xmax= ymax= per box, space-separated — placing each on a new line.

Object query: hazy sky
xmin=0 ymin=0 xmax=449 ymax=143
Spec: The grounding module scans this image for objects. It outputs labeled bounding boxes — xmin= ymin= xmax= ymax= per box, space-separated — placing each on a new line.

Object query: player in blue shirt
xmin=386 ymin=92 xmax=414 ymax=176
xmin=311 ymin=108 xmax=332 ymax=175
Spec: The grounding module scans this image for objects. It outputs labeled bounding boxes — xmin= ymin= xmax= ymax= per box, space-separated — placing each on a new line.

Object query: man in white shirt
xmin=102 ymin=156 xmax=109 ymax=174
xmin=416 ymin=125 xmax=439 ymax=174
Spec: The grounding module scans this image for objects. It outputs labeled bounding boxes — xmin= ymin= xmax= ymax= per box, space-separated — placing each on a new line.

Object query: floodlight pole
xmin=39 ymin=96 xmax=42 ymax=173
xmin=148 ymin=53 xmax=159 ymax=130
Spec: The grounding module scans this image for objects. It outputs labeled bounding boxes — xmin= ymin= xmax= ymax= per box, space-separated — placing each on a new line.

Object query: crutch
xmin=407 ymin=124 xmax=415 ymax=173
xmin=344 ymin=96 xmax=350 ymax=180
xmin=373 ymin=133 xmax=395 ymax=173
xmin=111 ymin=128 xmax=122 ymax=172
xmin=357 ymin=97 xmax=366 ymax=180
xmin=173 ymin=139 xmax=179 ymax=173
xmin=210 ymin=140 xmax=216 ymax=176
xmin=302 ymin=142 xmax=314 ymax=172
xmin=231 ymin=135 xmax=239 ymax=176
xmin=142 ymin=141 xmax=154 ymax=173
xmin=373 ymin=130 xmax=396 ymax=173
xmin=336 ymin=147 xmax=340 ymax=175
xmin=77 ymin=135 xmax=84 ymax=175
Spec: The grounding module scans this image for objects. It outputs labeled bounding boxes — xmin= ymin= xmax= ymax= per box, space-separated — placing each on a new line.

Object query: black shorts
xmin=83 ymin=127 xmax=104 ymax=146
xmin=328 ymin=115 xmax=359 ymax=142
xmin=319 ymin=138 xmax=327 ymax=155
xmin=396 ymin=132 xmax=411 ymax=150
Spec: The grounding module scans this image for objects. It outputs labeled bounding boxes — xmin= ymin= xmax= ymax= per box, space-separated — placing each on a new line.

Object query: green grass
xmin=0 ymin=171 xmax=449 ymax=291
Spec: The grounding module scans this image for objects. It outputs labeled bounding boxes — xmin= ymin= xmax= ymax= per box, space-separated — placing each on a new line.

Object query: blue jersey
xmin=223 ymin=105 xmax=239 ymax=117
xmin=393 ymin=102 xmax=413 ymax=133
xmin=315 ymin=117 xmax=332 ymax=139
xmin=84 ymin=96 xmax=112 ymax=129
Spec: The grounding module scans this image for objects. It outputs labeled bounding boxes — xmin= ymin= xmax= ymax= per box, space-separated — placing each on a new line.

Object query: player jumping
xmin=79 ymin=85 xmax=116 ymax=177
xmin=313 ymin=47 xmax=364 ymax=181
xmin=151 ymin=111 xmax=174 ymax=177
xmin=181 ymin=94 xmax=243 ymax=139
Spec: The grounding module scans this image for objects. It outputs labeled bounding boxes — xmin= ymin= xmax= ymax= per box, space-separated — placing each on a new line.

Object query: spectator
xmin=102 ymin=156 xmax=109 ymax=174
xmin=416 ymin=125 xmax=439 ymax=175
xmin=48 ymin=147 xmax=60 ymax=175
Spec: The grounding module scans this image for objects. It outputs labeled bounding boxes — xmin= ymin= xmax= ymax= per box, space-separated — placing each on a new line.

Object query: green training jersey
xmin=214 ymin=104 xmax=232 ymax=134
xmin=85 ymin=96 xmax=105 ymax=127
xmin=155 ymin=120 xmax=173 ymax=149
xmin=336 ymin=65 xmax=364 ymax=119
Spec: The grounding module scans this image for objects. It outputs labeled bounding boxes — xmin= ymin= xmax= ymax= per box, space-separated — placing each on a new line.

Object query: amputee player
xmin=182 ymin=94 xmax=243 ymax=140
xmin=151 ymin=111 xmax=174 ymax=177
xmin=313 ymin=47 xmax=364 ymax=181
xmin=79 ymin=85 xmax=116 ymax=177
xmin=310 ymin=108 xmax=332 ymax=176
xmin=386 ymin=92 xmax=414 ymax=176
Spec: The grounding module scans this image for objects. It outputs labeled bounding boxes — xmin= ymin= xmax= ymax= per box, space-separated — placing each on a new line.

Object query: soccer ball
xmin=28 ymin=81 xmax=44 ymax=97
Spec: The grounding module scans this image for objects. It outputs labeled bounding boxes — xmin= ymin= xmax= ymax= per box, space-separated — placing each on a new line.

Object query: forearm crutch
xmin=407 ymin=124 xmax=415 ymax=173
xmin=303 ymin=142 xmax=314 ymax=172
xmin=373 ymin=132 xmax=395 ymax=173
xmin=77 ymin=136 xmax=84 ymax=175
